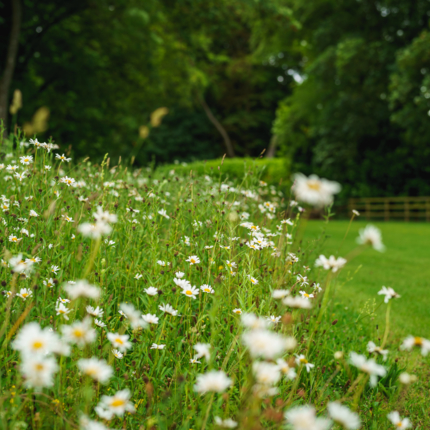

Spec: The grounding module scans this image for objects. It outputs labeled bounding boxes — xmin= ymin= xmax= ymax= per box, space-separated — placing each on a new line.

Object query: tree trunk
xmin=0 ymin=0 xmax=22 ymax=135
xmin=199 ymin=96 xmax=235 ymax=158
xmin=265 ymin=134 xmax=278 ymax=158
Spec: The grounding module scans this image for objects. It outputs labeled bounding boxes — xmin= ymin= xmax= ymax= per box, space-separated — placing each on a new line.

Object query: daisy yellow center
xmin=204 ymin=288 xmax=211 ymax=292
xmin=24 ymin=158 xmax=29 ymax=162
xmin=115 ymin=338 xmax=124 ymax=345
xmin=21 ymin=293 xmax=28 ymax=298
xmin=86 ymin=367 xmax=97 ymax=375
xmin=35 ymin=364 xmax=44 ymax=371
xmin=251 ymin=226 xmax=257 ymax=230
xmin=251 ymin=279 xmax=256 ymax=283
xmin=12 ymin=238 xmax=17 ymax=242
xmin=111 ymin=399 xmax=125 ymax=407
xmin=307 ymin=180 xmax=321 ymax=191
xmin=304 ymin=293 xmax=310 ymax=298
xmin=33 ymin=341 xmax=43 ymax=349
xmin=73 ymin=329 xmax=84 ymax=338
xmin=58 ymin=309 xmax=65 ymax=314
xmin=396 ymin=424 xmax=402 ymax=428
xmin=414 ymin=337 xmax=423 ymax=346
xmin=190 ymin=259 xmax=196 ymax=263
xmin=300 ymin=358 xmax=308 ymax=364
xmin=185 ymin=290 xmax=193 ymax=296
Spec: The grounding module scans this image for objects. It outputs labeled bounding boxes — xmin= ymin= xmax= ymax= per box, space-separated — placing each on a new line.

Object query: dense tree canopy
xmin=1 ymin=0 xmax=430 ymax=196
xmin=273 ymin=0 xmax=430 ymax=197
xmin=0 ymin=0 xmax=293 ymax=163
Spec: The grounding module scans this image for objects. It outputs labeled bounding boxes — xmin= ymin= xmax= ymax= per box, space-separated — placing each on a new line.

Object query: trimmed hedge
xmin=155 ymin=157 xmax=291 ymax=188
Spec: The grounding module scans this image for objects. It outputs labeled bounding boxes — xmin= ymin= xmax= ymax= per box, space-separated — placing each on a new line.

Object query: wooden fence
xmin=348 ymin=197 xmax=430 ymax=221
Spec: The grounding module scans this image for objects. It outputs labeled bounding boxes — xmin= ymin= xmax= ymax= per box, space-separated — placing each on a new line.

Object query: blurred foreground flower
xmin=9 ymin=89 xmax=22 ymax=114
xmin=21 ymin=355 xmax=58 ymax=388
xmin=12 ymin=322 xmax=59 ymax=356
xmin=285 ymin=405 xmax=331 ymax=430
xmin=315 ymin=255 xmax=347 ymax=272
xmin=214 ymin=417 xmax=237 ymax=428
xmin=292 ymin=173 xmax=341 ymax=207
xmin=349 ymin=352 xmax=386 ymax=387
xmin=150 ymin=107 xmax=169 ymax=127
xmin=242 ymin=329 xmax=296 ymax=359
xmin=327 ymin=402 xmax=360 ymax=430
xmin=378 ymin=286 xmax=400 ymax=303
xmin=194 ymin=370 xmax=232 ymax=394
xmin=357 ymin=224 xmax=385 ymax=252
xmin=78 ymin=357 xmax=113 ymax=383
xmin=400 ymin=336 xmax=430 ymax=356
xmin=23 ymin=106 xmax=50 ymax=135
xmin=97 ymin=389 xmax=135 ymax=417
xmin=387 ymin=411 xmax=412 ymax=429
xmin=65 ymin=280 xmax=100 ymax=300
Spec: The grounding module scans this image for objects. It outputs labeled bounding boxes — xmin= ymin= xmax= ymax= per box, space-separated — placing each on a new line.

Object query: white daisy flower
xmin=107 ymin=333 xmax=132 ymax=352
xmin=387 ymin=411 xmax=411 ymax=429
xmin=194 ymin=370 xmax=232 ymax=394
xmin=77 ymin=357 xmax=113 ymax=383
xmin=357 ymin=224 xmax=385 ymax=252
xmin=141 ymin=313 xmax=159 ymax=325
xmin=295 ymin=354 xmax=315 ymax=372
xmin=327 ymin=402 xmax=360 ymax=429
xmin=186 ymin=255 xmax=200 ymax=265
xmin=292 ymin=173 xmax=341 ymax=207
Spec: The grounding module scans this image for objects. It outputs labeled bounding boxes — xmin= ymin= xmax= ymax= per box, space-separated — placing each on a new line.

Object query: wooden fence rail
xmin=348 ymin=197 xmax=430 ymax=221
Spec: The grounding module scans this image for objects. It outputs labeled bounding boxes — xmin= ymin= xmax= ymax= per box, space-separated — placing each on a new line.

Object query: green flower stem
xmin=82 ymin=237 xmax=101 ymax=279
xmin=200 ymin=392 xmax=215 ymax=430
xmin=381 ymin=300 xmax=391 ymax=348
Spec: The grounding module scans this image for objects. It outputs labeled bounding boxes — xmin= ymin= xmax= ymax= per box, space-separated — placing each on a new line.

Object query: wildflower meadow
xmin=0 ymin=139 xmax=427 ymax=430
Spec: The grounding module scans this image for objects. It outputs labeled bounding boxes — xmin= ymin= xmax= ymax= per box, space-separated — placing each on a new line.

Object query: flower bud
xmin=334 ymin=351 xmax=344 ymax=360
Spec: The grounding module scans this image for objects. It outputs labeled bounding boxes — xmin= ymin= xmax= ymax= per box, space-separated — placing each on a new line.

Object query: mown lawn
xmin=303 ymin=220 xmax=430 ymax=340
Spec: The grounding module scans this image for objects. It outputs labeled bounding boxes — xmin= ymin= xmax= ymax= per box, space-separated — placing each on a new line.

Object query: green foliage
xmin=155 ymin=157 xmax=291 ymax=189
xmin=1 ymin=0 xmax=291 ymax=162
xmin=272 ymin=0 xmax=430 ymax=198
xmin=4 ymin=0 xmax=430 ymax=199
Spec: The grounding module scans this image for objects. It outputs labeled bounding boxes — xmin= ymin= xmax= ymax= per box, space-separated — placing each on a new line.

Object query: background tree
xmin=273 ymin=0 xmax=430 ymax=197
xmin=1 ymin=0 xmax=294 ymax=163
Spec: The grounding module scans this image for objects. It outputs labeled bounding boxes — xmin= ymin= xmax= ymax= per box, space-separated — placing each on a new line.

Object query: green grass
xmin=303 ymin=220 xmax=430 ymax=338
xmin=0 ymin=144 xmax=428 ymax=429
